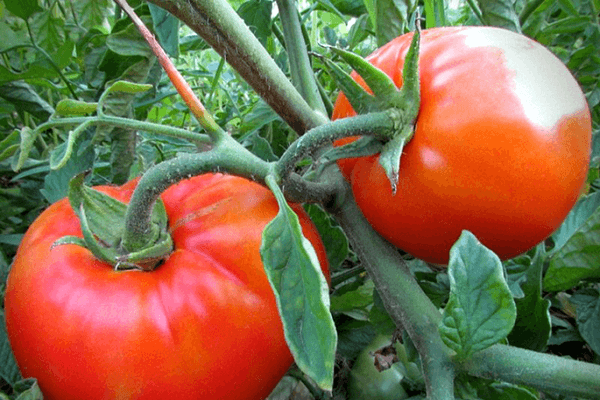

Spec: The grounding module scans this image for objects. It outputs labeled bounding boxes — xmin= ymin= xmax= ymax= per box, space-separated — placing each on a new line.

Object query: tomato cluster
xmin=333 ymin=26 xmax=592 ymax=264
xmin=5 ymin=174 xmax=329 ymax=400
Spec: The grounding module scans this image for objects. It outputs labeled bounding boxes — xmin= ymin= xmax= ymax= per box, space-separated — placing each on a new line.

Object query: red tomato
xmin=333 ymin=26 xmax=591 ymax=265
xmin=5 ymin=174 xmax=329 ymax=400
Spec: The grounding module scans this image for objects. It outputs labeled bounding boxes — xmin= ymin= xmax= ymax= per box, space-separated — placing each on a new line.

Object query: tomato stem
xmin=121 ymin=138 xmax=271 ymax=253
xmin=276 ymin=111 xmax=397 ymax=180
xmin=330 ymin=183 xmax=456 ymax=400
xmin=460 ymin=344 xmax=600 ymax=399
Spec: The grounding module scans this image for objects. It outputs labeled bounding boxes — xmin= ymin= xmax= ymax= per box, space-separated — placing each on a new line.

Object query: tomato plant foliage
xmin=0 ymin=0 xmax=599 ymax=399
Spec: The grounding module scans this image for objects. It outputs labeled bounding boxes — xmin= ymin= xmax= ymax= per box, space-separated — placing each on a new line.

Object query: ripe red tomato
xmin=333 ymin=26 xmax=592 ymax=265
xmin=5 ymin=174 xmax=329 ymax=400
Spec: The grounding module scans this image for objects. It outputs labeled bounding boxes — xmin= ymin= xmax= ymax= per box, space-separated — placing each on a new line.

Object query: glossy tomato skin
xmin=5 ymin=174 xmax=329 ymax=400
xmin=333 ymin=26 xmax=592 ymax=265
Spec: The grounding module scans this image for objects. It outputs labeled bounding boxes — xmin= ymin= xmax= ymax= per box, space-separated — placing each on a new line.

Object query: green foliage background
xmin=0 ymin=0 xmax=599 ymax=398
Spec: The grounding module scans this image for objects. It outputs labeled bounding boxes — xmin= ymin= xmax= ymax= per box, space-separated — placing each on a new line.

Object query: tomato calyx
xmin=323 ymin=29 xmax=421 ymax=193
xmin=53 ymin=173 xmax=173 ymax=271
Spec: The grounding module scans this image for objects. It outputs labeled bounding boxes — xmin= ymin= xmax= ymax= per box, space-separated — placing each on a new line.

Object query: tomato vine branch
xmin=329 ymin=180 xmax=456 ymax=400
xmin=121 ymin=135 xmax=271 ymax=252
xmin=276 ymin=111 xmax=396 ymax=180
xmin=41 ymin=115 xmax=211 ymax=145
xmin=146 ymin=0 xmax=328 ymax=134
xmin=114 ymin=0 xmax=225 ymax=141
xmin=461 ymin=344 xmax=600 ymax=399
xmin=120 ymin=133 xmax=338 ymax=252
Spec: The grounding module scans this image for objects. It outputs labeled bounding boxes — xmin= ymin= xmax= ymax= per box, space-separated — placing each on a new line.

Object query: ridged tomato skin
xmin=5 ymin=174 xmax=329 ymax=400
xmin=333 ymin=26 xmax=591 ymax=265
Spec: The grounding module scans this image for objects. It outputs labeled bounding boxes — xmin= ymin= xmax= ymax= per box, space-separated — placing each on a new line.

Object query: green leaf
xmin=504 ymin=255 xmax=528 ymax=299
xmin=149 ymin=4 xmax=180 ymax=57
xmin=346 ymin=14 xmax=371 ymax=49
xmin=73 ymin=0 xmax=114 ymax=32
xmin=557 ymin=0 xmax=580 ymax=16
xmin=439 ymin=231 xmax=516 ymax=359
xmin=552 ymin=192 xmax=600 ymax=252
xmin=374 ymin=0 xmax=415 ymax=46
xmin=544 ymin=199 xmax=600 ymax=292
xmin=476 ymin=0 xmax=521 ymax=32
xmin=31 ymin=9 xmax=66 ymax=52
xmin=304 ymin=204 xmax=349 ymax=270
xmin=261 ymin=175 xmax=337 ymax=390
xmin=98 ymin=59 xmax=154 ymax=182
xmin=12 ymin=379 xmax=43 ymax=400
xmin=11 ymin=127 xmax=38 ymax=172
xmin=506 ymin=246 xmax=551 ymax=352
xmin=40 ymin=137 xmax=95 ymax=203
xmin=466 ymin=377 xmax=539 ymax=400
xmin=542 ymin=16 xmax=591 ymax=34
xmin=237 ymin=0 xmax=272 ymax=45
xmin=0 ymin=81 xmax=55 ymax=120
xmin=106 ymin=23 xmax=153 ymax=58
xmin=0 ymin=130 xmax=20 ymax=162
xmin=109 ymin=127 xmax=136 ymax=184
xmin=241 ymin=132 xmax=279 ymax=162
xmin=330 ymin=279 xmax=375 ymax=318
xmin=570 ymin=289 xmax=600 ymax=356
xmin=0 ymin=313 xmax=21 ymax=385
xmin=3 ymin=0 xmax=42 ymax=20
xmin=369 ymin=289 xmax=397 ymax=335
xmin=320 ymin=0 xmax=367 ymax=17
xmin=0 ymin=60 xmax=60 ymax=85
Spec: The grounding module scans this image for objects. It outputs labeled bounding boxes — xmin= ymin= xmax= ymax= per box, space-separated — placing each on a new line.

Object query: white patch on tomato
xmin=463 ymin=27 xmax=586 ymax=130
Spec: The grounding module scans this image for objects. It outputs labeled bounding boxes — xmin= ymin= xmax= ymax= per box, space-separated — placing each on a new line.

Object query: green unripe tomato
xmin=347 ymin=335 xmax=409 ymax=400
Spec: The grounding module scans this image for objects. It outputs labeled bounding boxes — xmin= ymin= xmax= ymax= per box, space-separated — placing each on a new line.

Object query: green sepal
xmin=78 ymin=203 xmax=123 ymax=264
xmin=323 ymin=28 xmax=420 ymax=124
xmin=65 ymin=173 xmax=172 ymax=269
xmin=52 ymin=235 xmax=88 ymax=249
xmin=317 ymin=136 xmax=383 ymax=174
xmin=119 ymin=199 xmax=173 ymax=265
xmin=378 ymin=125 xmax=415 ymax=194
xmin=327 ymin=45 xmax=401 ymax=110
xmin=54 ymin=99 xmax=98 ymax=117
xmin=377 ymin=29 xmax=421 ymax=191
xmin=324 ymin=30 xmax=421 ymax=192
xmin=320 ymin=54 xmax=379 ymax=115
xmin=396 ymin=29 xmax=421 ymax=123
xmin=68 ymin=173 xmax=128 ymax=248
